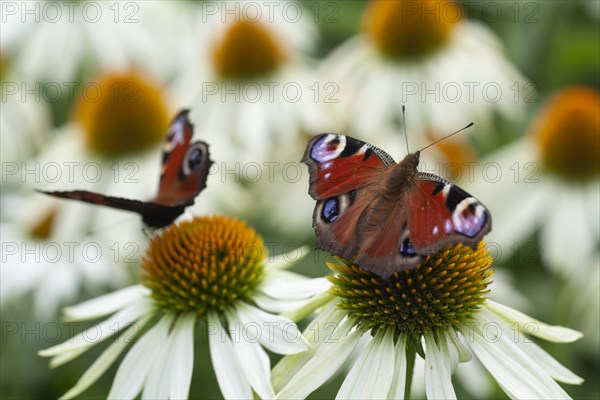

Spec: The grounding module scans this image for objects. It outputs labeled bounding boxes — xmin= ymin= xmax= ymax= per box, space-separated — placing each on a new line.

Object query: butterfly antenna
xmin=402 ymin=105 xmax=410 ymax=154
xmin=418 ymin=122 xmax=474 ymax=153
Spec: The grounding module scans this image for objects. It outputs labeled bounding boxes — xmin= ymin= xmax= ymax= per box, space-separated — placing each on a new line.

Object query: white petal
xmin=424 ymin=332 xmax=457 ymax=400
xmin=260 ymin=271 xmax=331 ymax=300
xmin=272 ymin=302 xmax=343 ymax=392
xmin=207 ymin=312 xmax=252 ymax=400
xmin=59 ymin=314 xmax=153 ymax=399
xmin=49 ymin=346 xmax=91 ymax=370
xmin=168 ymin=314 xmax=197 ymax=399
xmin=253 ymin=292 xmax=309 ymax=313
xmin=541 ymin=188 xmax=591 ymax=274
xmin=225 ymin=309 xmax=274 ymax=399
xmin=275 ymin=320 xmax=362 ymax=399
xmin=468 ymin=320 xmax=571 ymax=399
xmin=63 ymin=285 xmax=148 ymax=321
xmin=484 ymin=300 xmax=582 ymax=343
xmin=337 ymin=328 xmax=395 ymax=399
xmin=266 ymin=246 xmax=309 ymax=269
xmin=236 ymin=302 xmax=308 ymax=354
xmin=141 ymin=338 xmax=171 ymax=400
xmin=39 ymin=298 xmax=152 ymax=361
xmin=448 ymin=329 xmax=472 ymax=363
xmin=515 ymin=337 xmax=583 ymax=385
xmin=108 ymin=313 xmax=175 ymax=400
xmin=140 ymin=313 xmax=196 ymax=400
xmin=387 ymin=335 xmax=408 ymax=400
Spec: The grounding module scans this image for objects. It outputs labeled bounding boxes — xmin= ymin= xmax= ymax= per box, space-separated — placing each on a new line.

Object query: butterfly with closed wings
xmin=39 ymin=110 xmax=213 ymax=229
xmin=302 ymin=132 xmax=491 ymax=279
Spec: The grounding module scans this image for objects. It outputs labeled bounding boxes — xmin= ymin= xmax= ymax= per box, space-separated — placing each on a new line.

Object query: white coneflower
xmin=1 ymin=69 xmax=173 ymax=316
xmin=474 ymin=86 xmax=599 ymax=277
xmin=273 ymin=243 xmax=583 ymax=399
xmin=39 ymin=215 xmax=329 ymax=399
xmin=169 ymin=0 xmax=324 ymax=235
xmin=0 ymin=1 xmax=183 ymax=82
xmin=175 ymin=0 xmax=319 ymax=164
xmin=321 ymin=0 xmax=526 ymax=145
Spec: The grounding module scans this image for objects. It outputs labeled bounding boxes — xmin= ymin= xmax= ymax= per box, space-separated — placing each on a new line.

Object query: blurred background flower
xmin=1 ymin=69 xmax=174 ymax=320
xmin=320 ymin=0 xmax=526 ymax=147
xmin=1 ymin=1 xmax=598 ymax=399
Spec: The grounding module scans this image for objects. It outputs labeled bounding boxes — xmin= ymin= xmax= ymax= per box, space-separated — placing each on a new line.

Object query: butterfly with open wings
xmin=39 ymin=110 xmax=213 ymax=229
xmin=302 ymin=133 xmax=491 ymax=279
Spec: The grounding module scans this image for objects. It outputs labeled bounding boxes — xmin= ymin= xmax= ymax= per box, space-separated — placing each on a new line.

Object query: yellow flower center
xmin=328 ymin=243 xmax=492 ymax=338
xmin=534 ymin=86 xmax=600 ymax=181
xmin=141 ymin=216 xmax=266 ymax=315
xmin=363 ymin=0 xmax=459 ymax=59
xmin=212 ymin=20 xmax=286 ymax=79
xmin=28 ymin=208 xmax=58 ymax=239
xmin=74 ymin=71 xmax=171 ymax=158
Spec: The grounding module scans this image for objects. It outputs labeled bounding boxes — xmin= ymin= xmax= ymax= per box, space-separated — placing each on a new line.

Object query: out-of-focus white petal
xmin=39 ymin=298 xmax=153 ymax=360
xmin=59 ymin=314 xmax=154 ymax=400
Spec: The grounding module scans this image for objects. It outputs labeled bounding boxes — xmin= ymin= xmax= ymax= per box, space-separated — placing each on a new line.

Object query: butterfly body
xmin=39 ymin=110 xmax=212 ymax=229
xmin=303 ymin=133 xmax=491 ymax=279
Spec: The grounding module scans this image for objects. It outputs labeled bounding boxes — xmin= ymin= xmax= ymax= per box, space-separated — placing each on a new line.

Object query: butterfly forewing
xmin=304 ymin=133 xmax=397 ymax=262
xmin=407 ymin=176 xmax=491 ymax=253
xmin=39 ymin=110 xmax=212 ymax=229
xmin=303 ymin=133 xmax=395 ymax=199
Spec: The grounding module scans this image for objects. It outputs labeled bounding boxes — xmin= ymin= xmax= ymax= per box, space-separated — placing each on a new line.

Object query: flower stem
xmin=404 ymin=345 xmax=416 ymax=400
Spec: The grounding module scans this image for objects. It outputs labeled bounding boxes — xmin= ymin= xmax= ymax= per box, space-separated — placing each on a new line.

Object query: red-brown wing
xmin=303 ymin=134 xmax=396 ymax=262
xmin=351 ymin=192 xmax=422 ymax=279
xmin=407 ymin=174 xmax=491 ymax=253
xmin=154 ymin=110 xmax=213 ymax=206
xmin=302 ymin=134 xmax=395 ymax=200
xmin=312 ymin=190 xmax=372 ymax=261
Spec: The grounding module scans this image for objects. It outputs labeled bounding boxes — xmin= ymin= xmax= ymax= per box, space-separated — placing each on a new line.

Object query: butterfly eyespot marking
xmin=182 ymin=143 xmax=206 ymax=176
xmin=399 ymin=237 xmax=417 ymax=257
xmin=311 ymin=134 xmax=347 ymax=162
xmin=452 ymin=198 xmax=487 ymax=237
xmin=322 ymin=198 xmax=340 ymax=223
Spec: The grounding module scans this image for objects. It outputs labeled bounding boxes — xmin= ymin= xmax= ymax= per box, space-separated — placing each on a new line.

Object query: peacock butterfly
xmin=302 ymin=133 xmax=491 ymax=279
xmin=39 ymin=109 xmax=213 ymax=229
